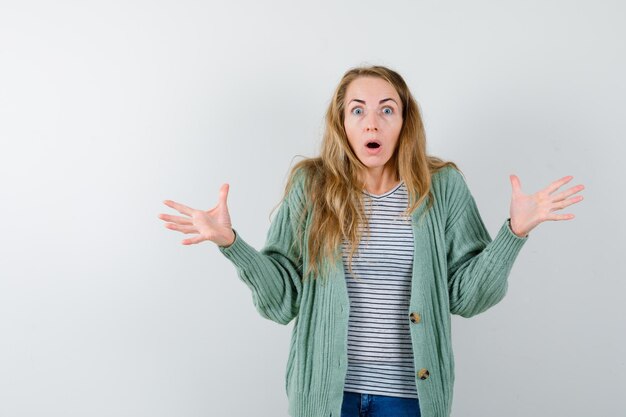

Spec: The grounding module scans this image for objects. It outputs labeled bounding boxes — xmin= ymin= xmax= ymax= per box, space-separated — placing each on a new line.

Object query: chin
xmin=361 ymin=160 xmax=391 ymax=169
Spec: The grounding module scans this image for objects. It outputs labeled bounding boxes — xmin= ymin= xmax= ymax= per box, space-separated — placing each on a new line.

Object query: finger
xmin=219 ymin=183 xmax=230 ymax=207
xmin=551 ymin=184 xmax=585 ymax=203
xmin=546 ymin=175 xmax=574 ymax=195
xmin=163 ymin=200 xmax=195 ymax=216
xmin=550 ymin=195 xmax=584 ymax=211
xmin=164 ymin=223 xmax=198 ymax=234
xmin=546 ymin=213 xmax=576 ymax=221
xmin=509 ymin=174 xmax=522 ymax=194
xmin=158 ymin=213 xmax=193 ymax=225
xmin=182 ymin=235 xmax=205 ymax=245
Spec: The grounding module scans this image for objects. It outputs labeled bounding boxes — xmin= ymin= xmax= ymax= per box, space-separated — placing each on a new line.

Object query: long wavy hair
xmin=275 ymin=65 xmax=460 ymax=282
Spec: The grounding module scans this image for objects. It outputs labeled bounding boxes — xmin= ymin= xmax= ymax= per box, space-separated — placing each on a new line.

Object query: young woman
xmin=158 ymin=65 xmax=584 ymax=417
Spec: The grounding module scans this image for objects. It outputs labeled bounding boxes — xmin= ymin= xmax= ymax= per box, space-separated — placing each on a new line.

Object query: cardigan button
xmin=417 ymin=368 xmax=430 ymax=380
xmin=409 ymin=312 xmax=421 ymax=324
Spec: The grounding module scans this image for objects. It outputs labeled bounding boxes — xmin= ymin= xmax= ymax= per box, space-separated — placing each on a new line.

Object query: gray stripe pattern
xmin=341 ymin=181 xmax=418 ymax=399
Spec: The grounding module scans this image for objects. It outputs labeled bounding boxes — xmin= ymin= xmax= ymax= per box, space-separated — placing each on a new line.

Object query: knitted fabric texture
xmin=218 ymin=165 xmax=529 ymax=417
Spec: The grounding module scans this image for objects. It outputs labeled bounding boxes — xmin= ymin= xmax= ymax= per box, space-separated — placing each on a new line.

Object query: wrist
xmin=508 ymin=218 xmax=528 ymax=238
xmin=220 ymin=229 xmax=236 ymax=248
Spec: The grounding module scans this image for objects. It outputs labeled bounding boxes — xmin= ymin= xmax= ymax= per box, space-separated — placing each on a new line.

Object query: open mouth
xmin=364 ymin=140 xmax=382 ymax=155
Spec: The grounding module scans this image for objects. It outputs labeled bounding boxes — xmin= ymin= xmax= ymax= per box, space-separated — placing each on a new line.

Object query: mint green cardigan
xmin=218 ymin=165 xmax=529 ymax=417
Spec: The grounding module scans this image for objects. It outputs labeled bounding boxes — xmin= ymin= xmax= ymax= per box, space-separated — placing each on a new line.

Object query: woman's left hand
xmin=508 ymin=175 xmax=585 ymax=238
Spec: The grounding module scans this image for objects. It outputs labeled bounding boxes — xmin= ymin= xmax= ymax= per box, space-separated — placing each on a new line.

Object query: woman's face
xmin=343 ymin=76 xmax=403 ymax=171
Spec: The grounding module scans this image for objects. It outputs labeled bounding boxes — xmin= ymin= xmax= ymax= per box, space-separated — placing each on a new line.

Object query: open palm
xmin=158 ymin=183 xmax=235 ymax=246
xmin=509 ymin=175 xmax=585 ymax=237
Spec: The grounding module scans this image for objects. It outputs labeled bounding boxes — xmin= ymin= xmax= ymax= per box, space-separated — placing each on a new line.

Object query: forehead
xmin=345 ymin=76 xmax=400 ymax=102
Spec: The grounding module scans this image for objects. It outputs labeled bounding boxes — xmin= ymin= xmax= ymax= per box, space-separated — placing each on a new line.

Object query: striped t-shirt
xmin=341 ymin=181 xmax=418 ymax=399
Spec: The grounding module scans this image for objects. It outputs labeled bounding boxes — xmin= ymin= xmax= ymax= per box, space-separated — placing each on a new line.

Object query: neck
xmin=360 ymin=165 xmax=400 ymax=195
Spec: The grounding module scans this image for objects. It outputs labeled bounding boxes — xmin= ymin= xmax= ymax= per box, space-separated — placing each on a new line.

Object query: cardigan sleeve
xmin=444 ymin=169 xmax=529 ymax=318
xmin=216 ymin=173 xmax=306 ymax=325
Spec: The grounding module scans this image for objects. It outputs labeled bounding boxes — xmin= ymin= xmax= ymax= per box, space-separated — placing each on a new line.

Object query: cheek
xmin=344 ymin=125 xmax=358 ymax=146
xmin=392 ymin=123 xmax=403 ymax=141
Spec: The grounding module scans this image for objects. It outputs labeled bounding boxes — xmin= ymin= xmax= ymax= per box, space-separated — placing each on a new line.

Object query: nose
xmin=365 ymin=112 xmax=378 ymax=131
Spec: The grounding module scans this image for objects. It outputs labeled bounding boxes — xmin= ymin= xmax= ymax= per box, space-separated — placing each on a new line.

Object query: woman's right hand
xmin=158 ymin=183 xmax=236 ymax=247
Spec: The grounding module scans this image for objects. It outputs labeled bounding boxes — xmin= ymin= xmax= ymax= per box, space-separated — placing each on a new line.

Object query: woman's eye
xmin=352 ymin=107 xmax=363 ymax=115
xmin=383 ymin=107 xmax=393 ymax=115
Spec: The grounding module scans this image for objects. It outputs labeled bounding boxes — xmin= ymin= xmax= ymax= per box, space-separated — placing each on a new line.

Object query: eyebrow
xmin=349 ymin=98 xmax=398 ymax=106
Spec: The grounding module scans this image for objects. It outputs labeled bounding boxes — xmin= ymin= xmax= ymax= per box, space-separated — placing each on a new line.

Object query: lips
xmin=365 ymin=139 xmax=381 ymax=149
xmin=364 ymin=139 xmax=382 ymax=155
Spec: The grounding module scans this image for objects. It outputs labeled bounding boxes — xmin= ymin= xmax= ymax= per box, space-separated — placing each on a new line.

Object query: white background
xmin=1 ymin=1 xmax=624 ymax=416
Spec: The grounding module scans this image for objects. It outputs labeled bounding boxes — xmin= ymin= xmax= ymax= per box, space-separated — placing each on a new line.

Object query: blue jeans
xmin=340 ymin=391 xmax=421 ymax=417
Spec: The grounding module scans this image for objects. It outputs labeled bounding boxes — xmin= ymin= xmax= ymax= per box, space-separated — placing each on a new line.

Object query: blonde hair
xmin=276 ymin=65 xmax=460 ymax=281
